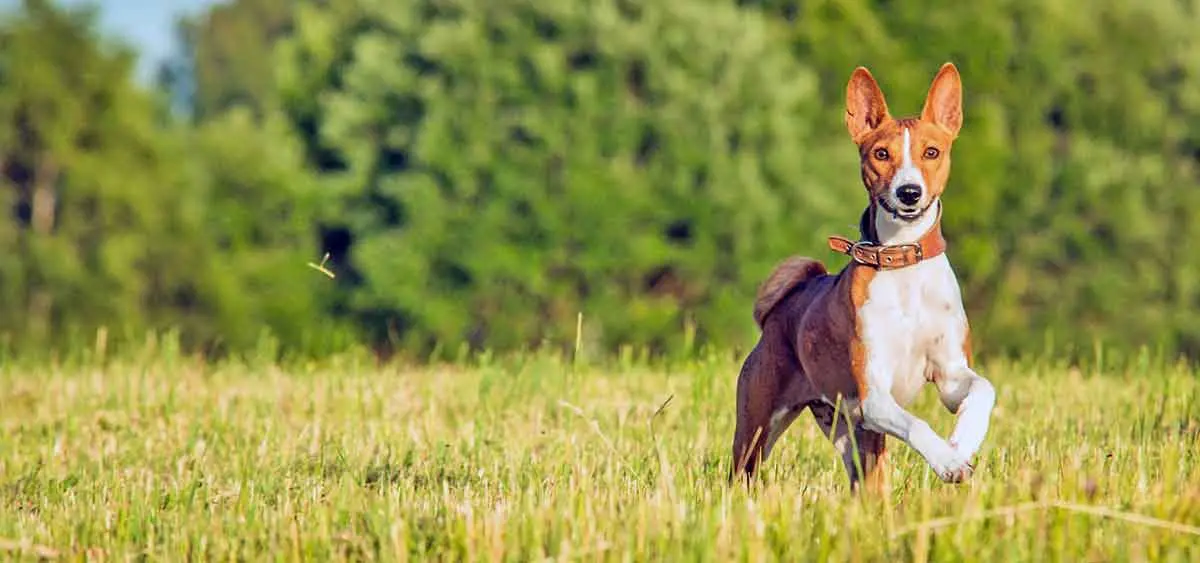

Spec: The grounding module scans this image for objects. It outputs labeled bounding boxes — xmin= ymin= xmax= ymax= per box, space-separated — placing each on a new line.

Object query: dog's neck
xmin=860 ymin=199 xmax=943 ymax=246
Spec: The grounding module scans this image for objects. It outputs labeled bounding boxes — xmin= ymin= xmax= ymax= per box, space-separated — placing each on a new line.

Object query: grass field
xmin=1 ymin=349 xmax=1198 ymax=561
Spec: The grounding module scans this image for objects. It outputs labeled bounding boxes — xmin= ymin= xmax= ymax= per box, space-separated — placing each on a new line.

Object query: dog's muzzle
xmin=878 ymin=196 xmax=929 ymax=222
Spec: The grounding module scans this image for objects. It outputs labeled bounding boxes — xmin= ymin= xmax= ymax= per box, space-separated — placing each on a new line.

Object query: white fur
xmin=855 ymin=199 xmax=997 ymax=482
xmin=888 ymin=128 xmax=925 ymax=205
xmin=763 ymin=406 xmax=800 ymax=459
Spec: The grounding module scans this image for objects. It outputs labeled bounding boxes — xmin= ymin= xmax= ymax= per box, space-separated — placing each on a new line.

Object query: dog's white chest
xmin=858 ymin=255 xmax=967 ymax=406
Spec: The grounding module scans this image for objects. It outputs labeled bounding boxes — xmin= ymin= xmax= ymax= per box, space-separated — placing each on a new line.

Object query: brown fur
xmin=753 ymin=258 xmax=828 ymax=328
xmin=730 ymin=63 xmax=965 ymax=493
xmin=731 ymin=260 xmax=877 ymax=481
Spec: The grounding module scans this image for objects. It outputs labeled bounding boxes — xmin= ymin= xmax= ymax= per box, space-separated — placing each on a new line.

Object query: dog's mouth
xmin=878 ymin=197 xmax=928 ymax=222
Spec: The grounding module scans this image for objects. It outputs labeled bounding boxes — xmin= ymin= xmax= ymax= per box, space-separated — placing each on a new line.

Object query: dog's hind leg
xmin=810 ymin=402 xmax=889 ymax=494
xmin=730 ymin=339 xmax=812 ymax=483
xmin=731 ymin=341 xmax=777 ymax=481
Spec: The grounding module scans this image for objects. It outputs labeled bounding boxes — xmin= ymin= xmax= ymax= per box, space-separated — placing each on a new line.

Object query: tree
xmin=162 ymin=0 xmax=294 ymax=121
xmin=0 ymin=0 xmax=190 ymax=348
xmin=0 ymin=0 xmax=340 ymax=358
xmin=268 ymin=0 xmax=854 ymax=357
xmin=178 ymin=107 xmax=345 ymax=356
xmin=12 ymin=0 xmax=1200 ymax=361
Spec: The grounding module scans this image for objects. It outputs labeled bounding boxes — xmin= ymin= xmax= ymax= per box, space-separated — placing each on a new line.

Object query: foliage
xmin=161 ymin=0 xmax=293 ymax=120
xmin=269 ymin=0 xmax=854 ymax=356
xmin=0 ymin=0 xmax=336 ymax=357
xmin=0 ymin=0 xmax=200 ymax=349
xmin=2 ymin=0 xmax=1200 ymax=360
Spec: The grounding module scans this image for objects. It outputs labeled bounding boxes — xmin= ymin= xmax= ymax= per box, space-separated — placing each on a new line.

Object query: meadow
xmin=1 ymin=345 xmax=1198 ymax=562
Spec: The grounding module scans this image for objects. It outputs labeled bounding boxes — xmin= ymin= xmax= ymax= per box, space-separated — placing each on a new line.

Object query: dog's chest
xmin=857 ymin=256 xmax=966 ymax=404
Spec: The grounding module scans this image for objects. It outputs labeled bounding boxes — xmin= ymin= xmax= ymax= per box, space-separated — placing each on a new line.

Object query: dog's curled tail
xmin=753 ymin=256 xmax=827 ymax=328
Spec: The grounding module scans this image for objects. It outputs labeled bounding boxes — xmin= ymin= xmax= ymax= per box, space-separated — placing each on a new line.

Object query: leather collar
xmin=827 ymin=203 xmax=946 ymax=270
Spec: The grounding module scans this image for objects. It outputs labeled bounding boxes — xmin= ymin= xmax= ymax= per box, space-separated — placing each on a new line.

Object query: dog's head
xmin=844 ymin=63 xmax=963 ymax=223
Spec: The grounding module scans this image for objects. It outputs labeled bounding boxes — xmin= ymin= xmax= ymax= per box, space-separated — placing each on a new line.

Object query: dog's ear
xmin=845 ymin=67 xmax=890 ymax=142
xmin=921 ymin=62 xmax=963 ymax=138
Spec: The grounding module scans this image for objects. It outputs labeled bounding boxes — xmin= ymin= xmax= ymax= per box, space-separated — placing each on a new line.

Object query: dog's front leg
xmin=859 ymin=382 xmax=974 ymax=483
xmin=933 ymin=364 xmax=996 ymax=463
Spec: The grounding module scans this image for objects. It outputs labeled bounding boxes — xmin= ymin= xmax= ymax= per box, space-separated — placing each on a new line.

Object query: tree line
xmin=2 ymin=0 xmax=1199 ymax=363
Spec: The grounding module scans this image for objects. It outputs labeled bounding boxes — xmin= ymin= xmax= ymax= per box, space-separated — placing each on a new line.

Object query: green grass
xmin=1 ymin=351 xmax=1198 ymax=561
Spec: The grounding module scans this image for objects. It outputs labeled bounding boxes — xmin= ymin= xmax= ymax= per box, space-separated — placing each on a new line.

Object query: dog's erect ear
xmin=845 ymin=67 xmax=890 ymax=142
xmin=921 ymin=62 xmax=963 ymax=138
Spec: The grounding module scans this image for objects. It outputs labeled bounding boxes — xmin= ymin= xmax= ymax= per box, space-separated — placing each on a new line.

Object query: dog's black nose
xmin=895 ymin=184 xmax=922 ymax=206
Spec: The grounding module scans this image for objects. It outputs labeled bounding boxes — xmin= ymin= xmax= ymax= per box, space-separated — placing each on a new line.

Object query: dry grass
xmin=1 ymin=351 xmax=1198 ymax=561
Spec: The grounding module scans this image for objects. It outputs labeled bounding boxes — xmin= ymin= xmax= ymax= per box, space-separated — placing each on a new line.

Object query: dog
xmin=730 ymin=62 xmax=996 ymax=493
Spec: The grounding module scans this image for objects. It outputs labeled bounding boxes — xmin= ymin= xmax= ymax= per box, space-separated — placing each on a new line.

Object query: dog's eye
xmin=873 ymin=148 xmax=889 ymax=161
xmin=923 ymin=147 xmax=941 ymax=159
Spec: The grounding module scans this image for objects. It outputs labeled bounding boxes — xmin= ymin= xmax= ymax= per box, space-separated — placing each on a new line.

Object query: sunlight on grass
xmin=0 ymin=353 xmax=1197 ymax=561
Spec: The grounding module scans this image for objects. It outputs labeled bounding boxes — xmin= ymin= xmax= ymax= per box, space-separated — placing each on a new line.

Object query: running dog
xmin=730 ymin=63 xmax=996 ymax=493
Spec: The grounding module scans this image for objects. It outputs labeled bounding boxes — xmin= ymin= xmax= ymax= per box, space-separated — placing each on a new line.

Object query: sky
xmin=2 ymin=0 xmax=223 ymax=82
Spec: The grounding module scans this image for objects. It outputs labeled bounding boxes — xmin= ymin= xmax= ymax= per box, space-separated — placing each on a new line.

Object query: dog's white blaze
xmin=889 ymin=128 xmax=925 ymax=193
xmin=849 ymin=210 xmax=998 ymax=481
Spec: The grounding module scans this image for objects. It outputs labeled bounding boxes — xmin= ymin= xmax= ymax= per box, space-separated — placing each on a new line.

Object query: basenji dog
xmin=730 ymin=63 xmax=996 ymax=493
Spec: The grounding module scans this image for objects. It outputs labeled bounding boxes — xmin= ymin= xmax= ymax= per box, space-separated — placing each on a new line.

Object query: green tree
xmin=0 ymin=0 xmax=192 ymax=348
xmin=179 ymin=108 xmax=344 ymax=356
xmin=162 ymin=0 xmax=293 ymax=120
xmin=271 ymin=0 xmax=856 ymax=357
xmin=39 ymin=0 xmax=1200 ymax=361
xmin=0 ymin=0 xmax=339 ymax=358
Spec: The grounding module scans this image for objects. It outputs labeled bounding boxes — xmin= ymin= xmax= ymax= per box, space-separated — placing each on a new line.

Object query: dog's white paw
xmin=928 ymin=441 xmax=974 ymax=483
